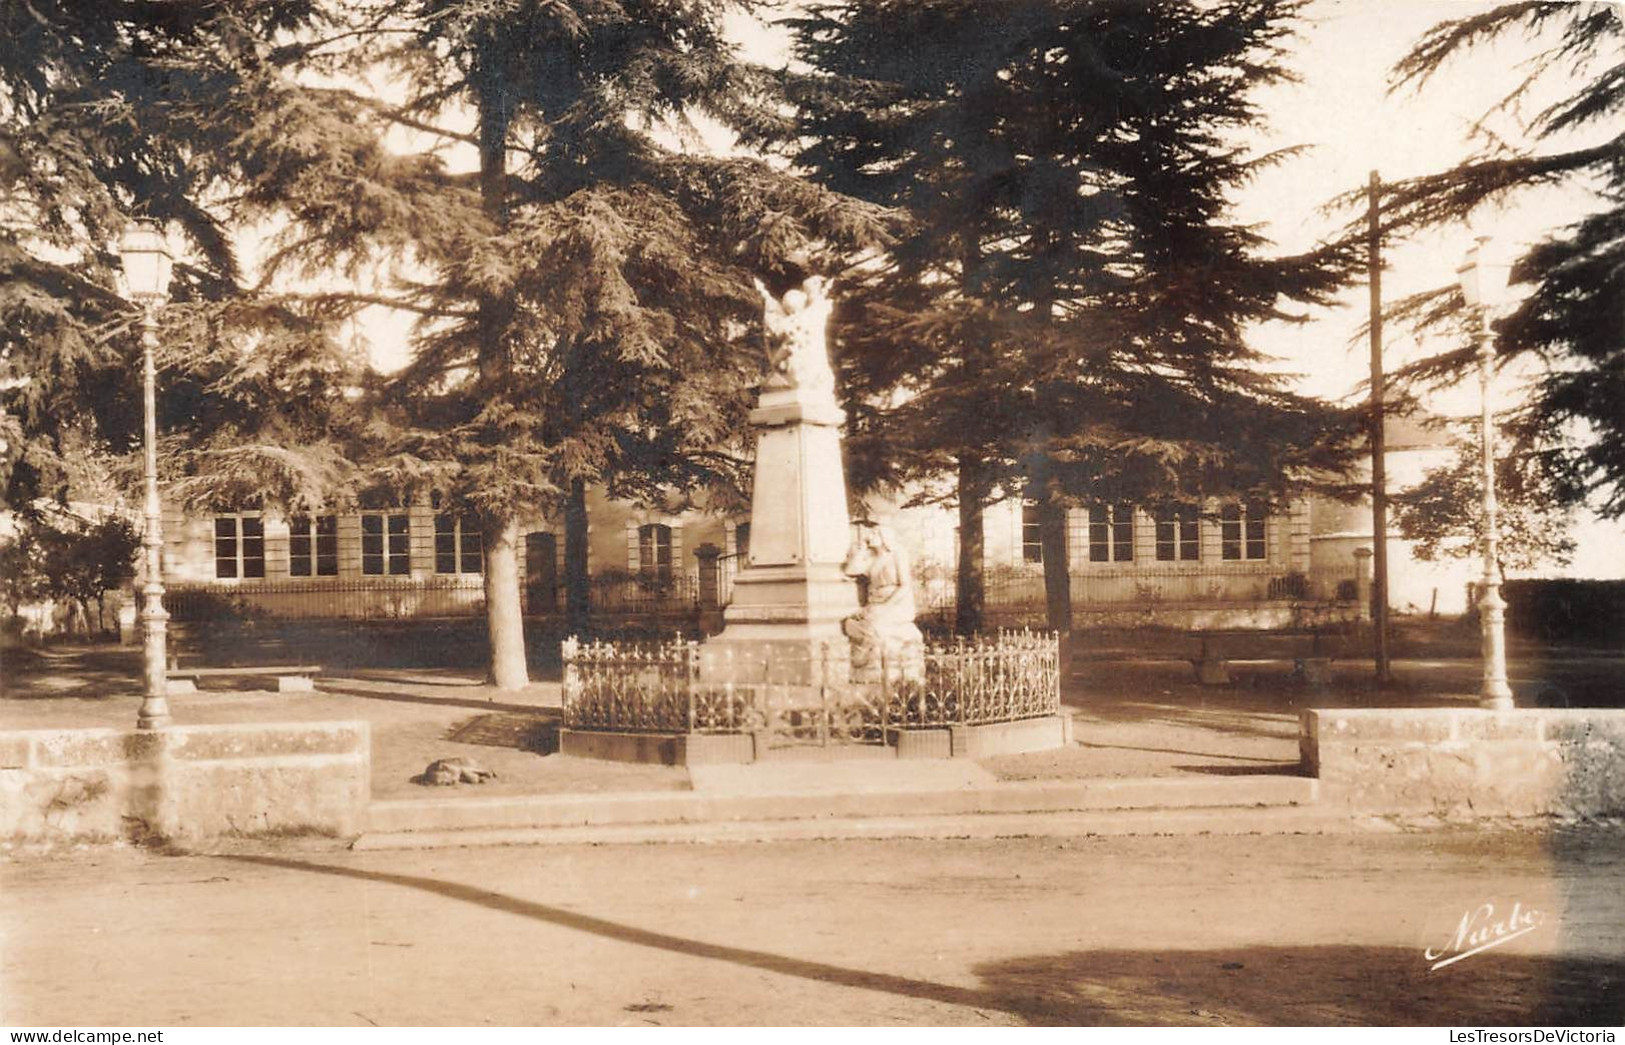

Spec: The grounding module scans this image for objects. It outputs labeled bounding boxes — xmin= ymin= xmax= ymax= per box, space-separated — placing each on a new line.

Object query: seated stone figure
xmin=843 ymin=523 xmax=925 ymax=682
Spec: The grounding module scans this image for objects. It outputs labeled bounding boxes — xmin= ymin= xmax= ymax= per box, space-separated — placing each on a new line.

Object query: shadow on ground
xmin=220 ymin=852 xmax=1622 ymax=1026
xmin=0 ymin=645 xmax=140 ymax=700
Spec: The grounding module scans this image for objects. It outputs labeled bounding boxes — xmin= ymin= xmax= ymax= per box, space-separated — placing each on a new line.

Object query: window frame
xmin=1220 ymin=502 xmax=1269 ymax=561
xmin=361 ymin=512 xmax=411 ymax=576
xmin=1087 ymin=504 xmax=1134 ymax=563
xmin=1154 ymin=505 xmax=1201 ymax=562
xmin=637 ymin=522 xmax=674 ymax=582
xmin=1020 ymin=502 xmax=1044 ymax=565
xmin=213 ymin=513 xmax=265 ymax=579
xmin=434 ymin=513 xmax=483 ymax=575
xmin=288 ymin=514 xmax=338 ymax=577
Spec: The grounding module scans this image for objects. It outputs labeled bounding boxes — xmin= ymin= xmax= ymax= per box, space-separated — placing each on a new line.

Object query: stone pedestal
xmin=702 ymin=386 xmax=859 ymax=686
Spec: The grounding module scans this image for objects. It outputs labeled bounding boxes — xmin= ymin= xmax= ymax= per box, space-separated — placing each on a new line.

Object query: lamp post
xmin=1455 ymin=235 xmax=1515 ymax=711
xmin=120 ymin=221 xmax=174 ymax=730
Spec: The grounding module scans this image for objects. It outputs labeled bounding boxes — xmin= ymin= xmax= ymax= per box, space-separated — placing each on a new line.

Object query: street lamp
xmin=119 ymin=220 xmax=174 ymax=730
xmin=1455 ymin=235 xmax=1514 ymax=711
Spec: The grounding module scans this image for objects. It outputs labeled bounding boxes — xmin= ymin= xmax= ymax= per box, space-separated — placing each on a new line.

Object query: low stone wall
xmin=1302 ymin=708 xmax=1625 ymax=818
xmin=893 ymin=714 xmax=1074 ymax=760
xmin=0 ymin=721 xmax=370 ymax=845
xmin=559 ymin=714 xmax=1073 ymax=766
xmin=558 ymin=729 xmax=754 ymax=766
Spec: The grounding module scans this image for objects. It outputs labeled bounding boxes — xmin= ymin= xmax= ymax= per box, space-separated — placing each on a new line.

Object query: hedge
xmin=1502 ymin=579 xmax=1625 ymax=647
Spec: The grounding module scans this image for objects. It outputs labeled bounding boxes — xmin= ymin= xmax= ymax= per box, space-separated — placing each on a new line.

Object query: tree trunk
xmin=955 ymin=458 xmax=986 ymax=636
xmin=483 ymin=518 xmax=529 ymax=689
xmin=564 ymin=477 xmax=591 ymax=636
xmin=472 ymin=78 xmax=528 ymax=689
xmin=1038 ymin=492 xmax=1073 ymax=634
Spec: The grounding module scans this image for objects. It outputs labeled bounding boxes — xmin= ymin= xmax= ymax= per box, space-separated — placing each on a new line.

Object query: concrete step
xmin=352 ymin=801 xmax=1358 ymax=851
xmin=362 ymin=773 xmax=1317 ymax=837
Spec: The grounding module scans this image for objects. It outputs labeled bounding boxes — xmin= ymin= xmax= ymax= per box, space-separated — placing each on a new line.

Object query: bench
xmin=165 ymin=665 xmax=323 ymax=694
xmin=1185 ymin=629 xmax=1334 ymax=686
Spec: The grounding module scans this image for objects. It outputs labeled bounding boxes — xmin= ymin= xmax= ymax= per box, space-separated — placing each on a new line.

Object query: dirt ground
xmin=6 ymin=639 xmax=1624 ymax=794
xmin=3 ymin=828 xmax=1622 ymax=1026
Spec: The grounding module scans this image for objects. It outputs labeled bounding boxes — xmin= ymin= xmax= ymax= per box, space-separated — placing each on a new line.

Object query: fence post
xmin=561 ymin=636 xmax=579 ymax=722
xmin=1354 ymin=547 xmax=1373 ymax=623
xmin=694 ymin=543 xmax=724 ymax=636
xmin=879 ymin=643 xmax=893 ymax=725
xmin=686 ymin=638 xmax=697 ymax=734
xmin=819 ymin=642 xmax=830 ymax=747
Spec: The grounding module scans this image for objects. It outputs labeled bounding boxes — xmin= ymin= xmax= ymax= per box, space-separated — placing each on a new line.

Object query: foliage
xmin=0 ymin=513 xmax=138 ymax=632
xmin=777 ymin=0 xmax=1361 ymax=629
xmin=220 ymin=0 xmax=894 ymax=524
xmin=1502 ymin=579 xmax=1625 ymax=648
xmin=0 ymin=526 xmax=48 ymax=615
xmin=0 ymin=1 xmax=366 ymax=516
xmin=1391 ymin=435 xmax=1577 ymax=574
xmin=1377 ymin=2 xmax=1625 ymax=517
xmin=39 ymin=516 xmax=140 ymax=617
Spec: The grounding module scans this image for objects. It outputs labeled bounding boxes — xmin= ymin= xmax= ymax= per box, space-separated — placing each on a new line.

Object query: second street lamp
xmin=119 ymin=220 xmax=174 ymax=730
xmin=1455 ymin=235 xmax=1515 ymax=712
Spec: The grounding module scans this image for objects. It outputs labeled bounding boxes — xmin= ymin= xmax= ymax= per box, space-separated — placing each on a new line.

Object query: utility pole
xmin=1367 ymin=171 xmax=1392 ymax=684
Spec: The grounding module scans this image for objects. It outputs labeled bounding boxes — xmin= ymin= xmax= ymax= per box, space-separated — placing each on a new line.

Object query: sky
xmin=350 ymin=0 xmax=1623 ymax=577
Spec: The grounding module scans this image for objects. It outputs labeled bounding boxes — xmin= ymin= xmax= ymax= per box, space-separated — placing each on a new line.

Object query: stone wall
xmin=0 ymin=721 xmax=370 ymax=845
xmin=1302 ymin=708 xmax=1625 ymax=818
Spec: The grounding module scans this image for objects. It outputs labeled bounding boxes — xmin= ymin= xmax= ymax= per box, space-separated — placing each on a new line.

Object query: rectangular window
xmin=1155 ymin=505 xmax=1200 ymax=562
xmin=1088 ymin=505 xmax=1134 ymax=563
xmin=435 ymin=514 xmax=483 ymax=574
xmin=1221 ymin=502 xmax=1268 ymax=561
xmin=362 ymin=513 xmax=410 ymax=575
xmin=638 ymin=523 xmax=673 ymax=581
xmin=1021 ymin=503 xmax=1043 ymax=564
xmin=213 ymin=515 xmax=264 ymax=579
xmin=289 ymin=515 xmax=338 ymax=577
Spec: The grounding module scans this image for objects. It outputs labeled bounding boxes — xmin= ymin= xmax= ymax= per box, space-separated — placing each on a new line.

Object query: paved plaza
xmin=4 ymin=828 xmax=1623 ymax=1026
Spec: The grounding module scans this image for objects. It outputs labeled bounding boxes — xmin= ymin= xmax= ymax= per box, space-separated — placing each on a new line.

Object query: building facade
xmin=159 ymin=483 xmax=1367 ymax=630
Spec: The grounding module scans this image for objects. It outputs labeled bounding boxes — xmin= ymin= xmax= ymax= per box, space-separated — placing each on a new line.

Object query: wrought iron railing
xmin=580 ymin=572 xmax=701 ymax=614
xmin=168 ymin=570 xmax=703 ymax=621
xmin=890 ymin=629 xmax=1060 ymax=728
xmin=166 ymin=576 xmax=488 ymax=621
xmin=915 ymin=563 xmax=1360 ymax=616
xmin=561 ymin=631 xmax=1061 ymax=745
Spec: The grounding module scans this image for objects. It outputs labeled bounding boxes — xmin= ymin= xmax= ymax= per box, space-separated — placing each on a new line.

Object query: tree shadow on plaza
xmin=316 ymin=680 xmax=555 ymax=716
xmin=220 ymin=853 xmax=1622 ymax=1026
xmin=0 ymin=643 xmax=141 ymax=701
xmin=972 ymin=945 xmax=1621 ymax=1026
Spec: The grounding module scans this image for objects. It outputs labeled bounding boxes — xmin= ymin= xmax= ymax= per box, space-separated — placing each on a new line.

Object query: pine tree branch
xmin=312 ymin=86 xmax=480 ymax=146
xmin=282 ymin=290 xmax=475 ymax=320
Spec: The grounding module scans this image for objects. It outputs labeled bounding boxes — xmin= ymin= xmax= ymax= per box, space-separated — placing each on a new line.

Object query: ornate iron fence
xmin=561 ymin=631 xmax=1061 ymax=746
xmin=561 ymin=636 xmax=702 ymax=733
xmin=891 ymin=629 xmax=1061 ymax=729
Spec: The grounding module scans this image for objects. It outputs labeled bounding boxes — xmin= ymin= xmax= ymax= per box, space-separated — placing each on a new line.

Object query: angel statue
xmin=754 ymin=274 xmax=836 ymax=397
